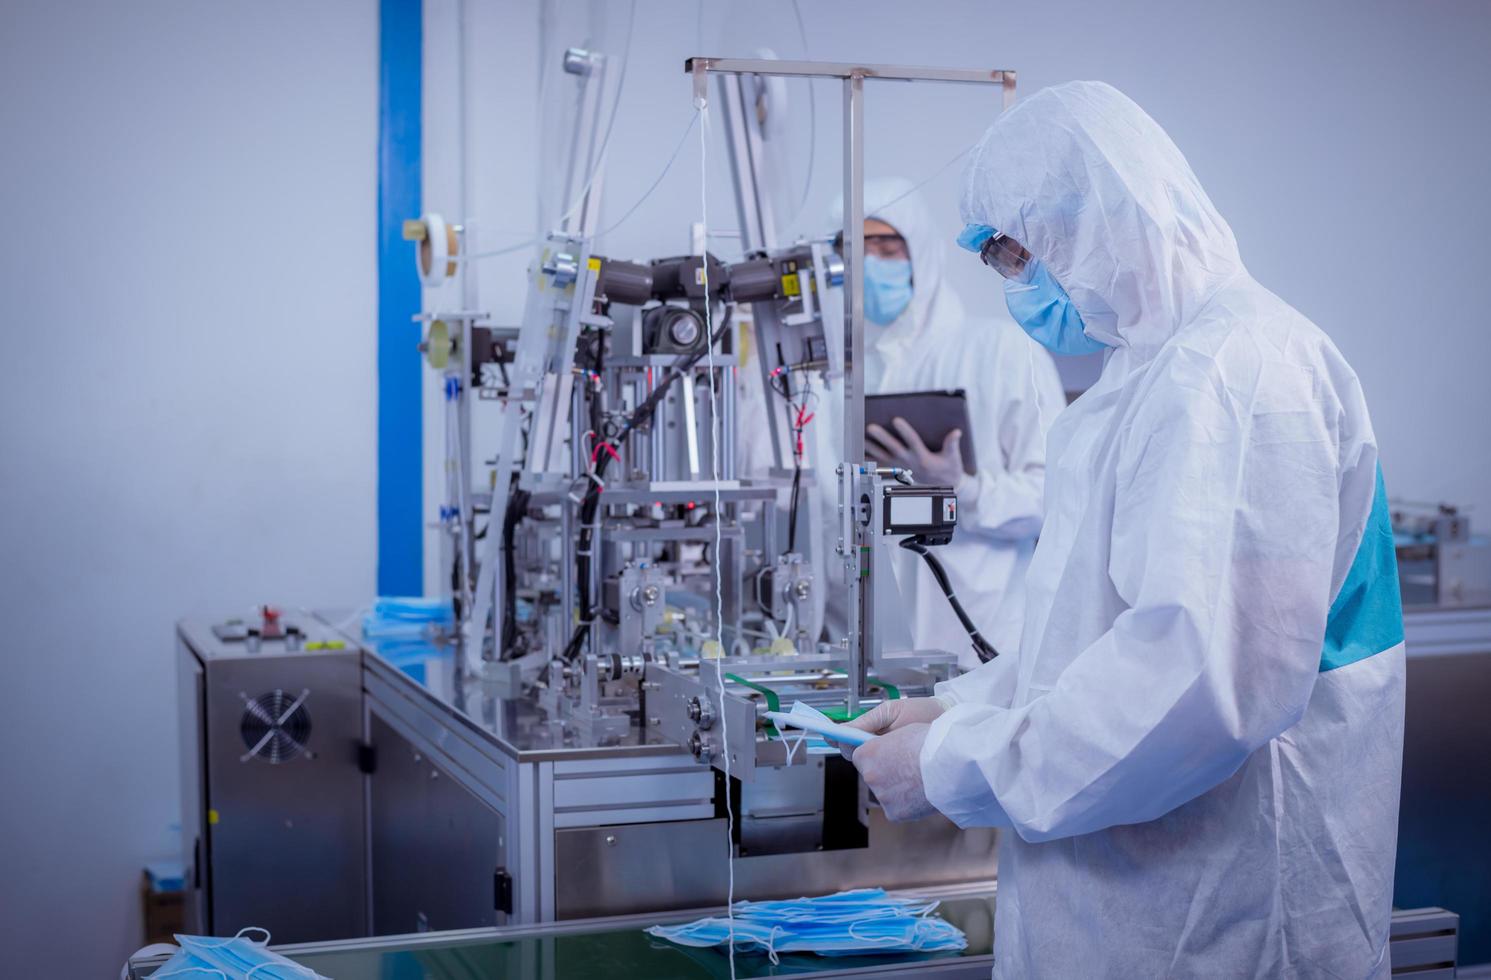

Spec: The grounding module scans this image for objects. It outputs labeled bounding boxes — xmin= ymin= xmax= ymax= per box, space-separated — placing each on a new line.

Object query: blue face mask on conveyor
xmin=645 ymin=888 xmax=967 ymax=964
xmin=361 ymin=596 xmax=455 ymax=640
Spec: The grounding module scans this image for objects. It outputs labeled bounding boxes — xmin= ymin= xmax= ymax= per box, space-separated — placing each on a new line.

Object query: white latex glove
xmin=865 ymin=418 xmax=968 ymax=491
xmin=851 ymin=723 xmax=936 ymax=822
xmin=845 ymin=696 xmax=947 ymax=735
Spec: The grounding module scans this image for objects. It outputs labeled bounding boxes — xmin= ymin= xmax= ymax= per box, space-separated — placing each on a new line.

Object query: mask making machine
xmin=413 ymin=54 xmax=1017 ymax=761
xmin=177 ymin=53 xmax=1018 ymax=945
xmin=1392 ymin=501 xmax=1491 ymax=610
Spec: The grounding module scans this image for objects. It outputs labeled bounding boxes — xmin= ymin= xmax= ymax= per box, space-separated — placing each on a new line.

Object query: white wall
xmin=431 ymin=0 xmax=1490 ymax=519
xmin=0 ymin=1 xmax=377 ymax=975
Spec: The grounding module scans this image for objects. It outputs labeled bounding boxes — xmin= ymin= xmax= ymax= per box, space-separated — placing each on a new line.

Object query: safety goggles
xmin=832 ymin=231 xmax=910 ymax=260
xmin=956 ymin=223 xmax=1033 ymax=283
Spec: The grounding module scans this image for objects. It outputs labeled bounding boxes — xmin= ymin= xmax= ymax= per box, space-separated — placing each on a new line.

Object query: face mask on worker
xmin=956 ymin=223 xmax=1111 ymax=356
xmin=862 ymin=255 xmax=913 ymax=325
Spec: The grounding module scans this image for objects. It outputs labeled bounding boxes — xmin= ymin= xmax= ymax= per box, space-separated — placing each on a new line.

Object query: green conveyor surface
xmin=136 ymin=894 xmax=995 ymax=979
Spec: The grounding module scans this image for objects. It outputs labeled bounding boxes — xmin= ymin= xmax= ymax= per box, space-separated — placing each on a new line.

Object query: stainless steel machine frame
xmin=362 ymin=56 xmax=1019 ymax=932
xmin=1393 ymin=504 xmax=1491 ymax=609
xmin=176 ymin=613 xmax=367 ymax=943
xmin=173 ymin=609 xmax=1491 ymax=963
xmin=687 ymin=56 xmax=1015 ymax=712
xmin=179 ymin=55 xmax=1025 ymax=947
xmin=358 ymin=639 xmax=996 ymax=932
xmin=425 ymin=55 xmax=1021 ymax=787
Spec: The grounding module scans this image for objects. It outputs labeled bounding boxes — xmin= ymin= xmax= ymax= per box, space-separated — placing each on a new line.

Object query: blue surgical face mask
xmin=646 ymin=888 xmax=967 ymax=964
xmin=152 ymin=929 xmax=327 ymax=979
xmin=1003 ymin=258 xmax=1110 ymax=356
xmin=362 ymin=595 xmax=456 ymax=640
xmin=862 ymin=255 xmax=912 ymax=326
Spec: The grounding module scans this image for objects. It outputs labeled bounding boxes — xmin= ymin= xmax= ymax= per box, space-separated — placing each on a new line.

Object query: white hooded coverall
xmin=812 ymin=178 xmax=1065 ymax=664
xmin=921 ymin=82 xmax=1406 ymax=978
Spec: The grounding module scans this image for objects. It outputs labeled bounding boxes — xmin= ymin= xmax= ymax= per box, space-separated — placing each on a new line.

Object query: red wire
xmin=792 ymin=404 xmax=814 ymax=457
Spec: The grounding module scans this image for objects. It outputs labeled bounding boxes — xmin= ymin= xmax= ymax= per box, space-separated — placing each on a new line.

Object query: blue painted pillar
xmin=377 ymin=0 xmax=423 ymax=596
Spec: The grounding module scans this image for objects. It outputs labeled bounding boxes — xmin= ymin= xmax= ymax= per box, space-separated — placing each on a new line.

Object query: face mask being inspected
xmin=862 ymin=255 xmax=913 ymax=325
xmin=1003 ymin=258 xmax=1111 ymax=356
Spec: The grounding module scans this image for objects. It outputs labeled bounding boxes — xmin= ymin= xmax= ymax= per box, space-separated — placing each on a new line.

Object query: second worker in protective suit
xmin=809 ymin=177 xmax=1066 ymax=666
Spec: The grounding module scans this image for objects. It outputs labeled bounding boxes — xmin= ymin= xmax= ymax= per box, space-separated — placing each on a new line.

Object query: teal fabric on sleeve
xmin=1320 ymin=465 xmax=1404 ymax=671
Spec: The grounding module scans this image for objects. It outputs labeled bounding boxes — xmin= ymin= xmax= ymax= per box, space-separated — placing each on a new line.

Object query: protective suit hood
xmin=959 ymin=81 xmax=1244 ymax=356
xmin=831 ymin=177 xmax=962 ymax=359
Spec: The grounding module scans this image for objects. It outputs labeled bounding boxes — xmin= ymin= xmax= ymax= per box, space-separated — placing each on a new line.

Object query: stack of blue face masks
xmin=150 ymin=928 xmax=328 ymax=979
xmin=646 ymin=888 xmax=967 ymax=963
xmin=361 ymin=596 xmax=456 ymax=640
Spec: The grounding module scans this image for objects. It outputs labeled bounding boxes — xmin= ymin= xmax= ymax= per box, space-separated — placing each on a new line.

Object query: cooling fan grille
xmin=239 ymin=688 xmax=313 ymax=764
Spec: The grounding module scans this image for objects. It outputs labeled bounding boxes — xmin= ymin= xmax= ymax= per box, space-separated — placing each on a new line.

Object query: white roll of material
xmin=416 ymin=212 xmax=458 ymax=288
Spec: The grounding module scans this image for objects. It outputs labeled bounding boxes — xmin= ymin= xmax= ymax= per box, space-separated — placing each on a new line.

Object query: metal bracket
xmin=685 ymin=56 xmax=1015 ymax=703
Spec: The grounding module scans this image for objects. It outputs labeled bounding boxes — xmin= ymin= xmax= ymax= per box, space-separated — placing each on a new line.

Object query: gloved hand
xmin=865 ymin=418 xmax=969 ymax=491
xmin=846 ymin=696 xmax=947 ymax=735
xmin=851 ymin=723 xmax=937 ymax=822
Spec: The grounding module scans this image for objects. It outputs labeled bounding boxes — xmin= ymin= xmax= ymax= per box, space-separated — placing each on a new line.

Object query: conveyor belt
xmin=129 ymin=890 xmax=998 ymax=979
xmin=127 ymin=895 xmax=1464 ymax=977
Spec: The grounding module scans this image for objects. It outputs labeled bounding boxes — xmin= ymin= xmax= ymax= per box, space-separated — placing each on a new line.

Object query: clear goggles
xmin=956 ymin=223 xmax=1034 ymax=283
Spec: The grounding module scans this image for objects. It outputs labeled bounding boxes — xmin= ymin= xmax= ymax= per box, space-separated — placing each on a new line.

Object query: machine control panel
xmin=193 ymin=607 xmax=352 ymax=660
xmin=878 ymin=485 xmax=958 ymax=544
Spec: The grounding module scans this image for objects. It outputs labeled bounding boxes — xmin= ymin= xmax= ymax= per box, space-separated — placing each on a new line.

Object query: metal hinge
xmin=357 ymin=742 xmax=377 ymax=775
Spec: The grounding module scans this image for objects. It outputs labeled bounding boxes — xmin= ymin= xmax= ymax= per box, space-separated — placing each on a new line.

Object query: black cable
xmin=499 ymin=488 xmax=532 ymax=659
xmin=561 ymin=317 xmax=734 ymax=664
xmin=783 ymin=369 xmax=803 ymax=552
xmin=619 ymin=317 xmax=731 ymax=443
xmin=787 ymin=467 xmax=802 ymax=552
xmin=900 ymin=536 xmax=999 ymax=663
xmin=768 ymin=363 xmax=813 ymax=555
xmin=497 ymin=371 xmax=548 ymax=660
xmin=551 ymin=327 xmax=614 ymax=665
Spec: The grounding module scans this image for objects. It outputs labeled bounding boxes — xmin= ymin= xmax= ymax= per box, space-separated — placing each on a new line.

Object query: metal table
xmin=1398 ymin=607 xmax=1491 ymax=967
xmin=126 ymin=896 xmax=1469 ymax=979
xmin=129 ymin=889 xmax=998 ymax=979
xmin=349 ymin=626 xmax=996 ymax=931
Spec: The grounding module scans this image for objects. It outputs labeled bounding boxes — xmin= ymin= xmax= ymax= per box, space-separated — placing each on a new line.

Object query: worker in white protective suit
xmin=847 ymin=82 xmax=1406 ymax=979
xmin=770 ymin=177 xmax=1064 ymax=666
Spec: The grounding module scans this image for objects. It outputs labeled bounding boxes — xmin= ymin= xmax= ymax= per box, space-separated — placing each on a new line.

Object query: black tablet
xmin=865 ymin=389 xmax=978 ymax=476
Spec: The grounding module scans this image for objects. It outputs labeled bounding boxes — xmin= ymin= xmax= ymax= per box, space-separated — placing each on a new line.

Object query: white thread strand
xmin=863 ymin=143 xmax=973 ymax=217
xmin=786 ymin=0 xmax=816 ymax=226
xmin=698 ymin=103 xmax=737 ymax=980
xmin=459 ymin=110 xmax=697 ymax=263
